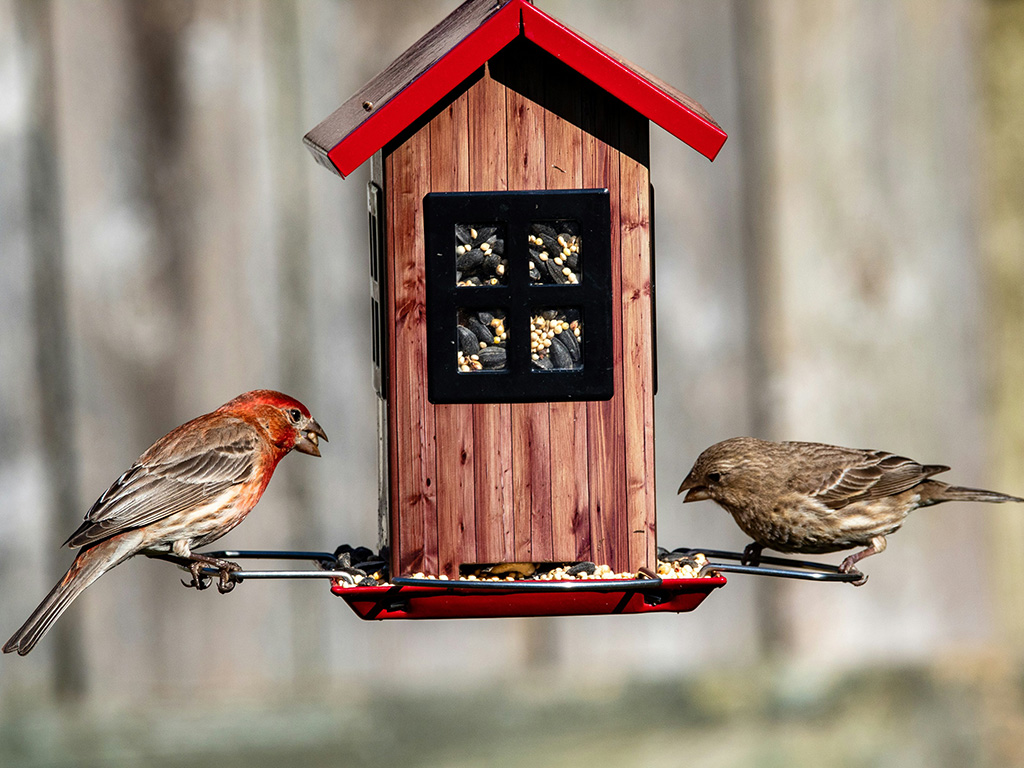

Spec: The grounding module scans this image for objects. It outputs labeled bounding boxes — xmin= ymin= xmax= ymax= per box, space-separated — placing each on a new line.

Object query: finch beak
xmin=294 ymin=418 xmax=329 ymax=457
xmin=677 ymin=474 xmax=710 ymax=502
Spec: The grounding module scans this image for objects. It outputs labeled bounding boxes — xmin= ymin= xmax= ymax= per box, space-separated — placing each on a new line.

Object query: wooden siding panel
xmin=430 ymin=96 xmax=476 ymax=577
xmin=582 ymin=85 xmax=626 ymax=570
xmin=545 ymin=78 xmax=589 ymax=563
xmin=468 ymin=69 xmax=514 ymax=563
xmin=506 ymin=81 xmax=550 ymax=563
xmin=387 ymin=125 xmax=437 ymax=575
xmin=619 ymin=110 xmax=655 ymax=572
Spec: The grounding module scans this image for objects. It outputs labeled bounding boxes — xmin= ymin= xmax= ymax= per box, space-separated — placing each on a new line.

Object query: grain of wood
xmin=430 ymin=96 xmax=476 ymax=577
xmin=468 ymin=68 xmax=514 ymax=563
xmin=506 ymin=76 xmax=552 ymax=562
xmin=618 ymin=109 xmax=655 ymax=572
xmin=387 ymin=126 xmax=437 ymax=575
xmin=583 ymin=81 xmax=626 ymax=569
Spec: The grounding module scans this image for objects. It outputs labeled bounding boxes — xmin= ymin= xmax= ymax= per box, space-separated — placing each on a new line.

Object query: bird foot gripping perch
xmin=181 ymin=554 xmax=242 ymax=593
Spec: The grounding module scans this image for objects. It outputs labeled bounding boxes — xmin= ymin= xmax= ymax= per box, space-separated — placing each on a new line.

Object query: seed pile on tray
xmin=528 ymin=222 xmax=581 ymax=285
xmin=530 ymin=309 xmax=582 ymax=370
xmin=455 ymin=224 xmax=507 ymax=286
xmin=330 ymin=548 xmax=711 ymax=588
xmin=457 ymin=309 xmax=507 ymax=372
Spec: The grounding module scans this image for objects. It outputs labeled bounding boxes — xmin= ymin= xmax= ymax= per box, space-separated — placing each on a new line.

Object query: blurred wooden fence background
xmin=1 ymin=0 xmax=1023 ymax=706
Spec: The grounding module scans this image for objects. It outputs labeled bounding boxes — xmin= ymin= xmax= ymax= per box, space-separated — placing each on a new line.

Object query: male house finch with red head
xmin=678 ymin=437 xmax=1023 ymax=584
xmin=4 ymin=390 xmax=327 ymax=656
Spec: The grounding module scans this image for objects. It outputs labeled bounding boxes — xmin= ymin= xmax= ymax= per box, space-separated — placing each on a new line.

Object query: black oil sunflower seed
xmin=544 ymin=259 xmax=568 ymax=284
xmin=457 ymin=325 xmax=479 ymax=356
xmin=556 ymin=327 xmax=580 ymax=361
xmin=457 ymin=248 xmax=484 ymax=273
xmin=477 ymin=346 xmax=507 ymax=369
xmin=532 ymin=223 xmax=558 ymax=241
xmin=482 ymin=252 xmax=501 ymax=273
xmin=549 ymin=335 xmax=573 ymax=369
xmin=466 ymin=317 xmax=493 ymax=344
xmin=566 ymin=561 xmax=597 ymax=577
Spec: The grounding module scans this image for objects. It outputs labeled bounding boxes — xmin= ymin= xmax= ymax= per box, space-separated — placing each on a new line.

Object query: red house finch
xmin=678 ymin=437 xmax=1023 ymax=584
xmin=4 ymin=390 xmax=327 ymax=656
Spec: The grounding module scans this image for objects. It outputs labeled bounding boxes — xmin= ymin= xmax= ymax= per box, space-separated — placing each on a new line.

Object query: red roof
xmin=304 ymin=0 xmax=728 ymax=178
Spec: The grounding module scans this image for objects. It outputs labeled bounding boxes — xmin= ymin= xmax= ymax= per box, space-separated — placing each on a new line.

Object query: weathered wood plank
xmin=468 ymin=68 xmax=513 ymax=563
xmin=582 ymin=82 xmax=625 ymax=569
xmin=388 ymin=124 xmax=437 ymax=575
xmin=430 ymin=95 xmax=476 ymax=577
xmin=506 ymin=77 xmax=551 ymax=563
xmin=545 ymin=74 xmax=589 ymax=562
xmin=618 ymin=109 xmax=654 ymax=573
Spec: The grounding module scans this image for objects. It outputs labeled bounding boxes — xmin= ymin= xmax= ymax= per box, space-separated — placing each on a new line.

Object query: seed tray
xmin=331 ymin=575 xmax=727 ymax=621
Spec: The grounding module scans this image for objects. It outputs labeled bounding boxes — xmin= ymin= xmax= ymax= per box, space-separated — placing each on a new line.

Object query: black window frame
xmin=424 ymin=189 xmax=613 ymax=404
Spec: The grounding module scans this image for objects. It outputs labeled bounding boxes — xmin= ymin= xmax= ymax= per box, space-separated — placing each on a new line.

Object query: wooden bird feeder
xmin=301 ymin=0 xmax=738 ymax=618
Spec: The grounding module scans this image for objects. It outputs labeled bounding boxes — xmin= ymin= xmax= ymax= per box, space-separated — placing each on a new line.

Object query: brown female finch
xmin=678 ymin=437 xmax=1023 ymax=584
xmin=4 ymin=390 xmax=327 ymax=656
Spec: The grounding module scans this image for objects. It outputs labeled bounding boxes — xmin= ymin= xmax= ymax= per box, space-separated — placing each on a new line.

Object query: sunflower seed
xmin=456 ymin=248 xmax=484 ymax=273
xmin=549 ymin=335 xmax=574 ymax=368
xmin=467 ymin=317 xmax=493 ymax=344
xmin=457 ymin=325 xmax=479 ymax=356
xmin=477 ymin=346 xmax=507 ymax=369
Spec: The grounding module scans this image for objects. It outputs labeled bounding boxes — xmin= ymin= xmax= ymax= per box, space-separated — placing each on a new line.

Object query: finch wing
xmin=65 ymin=417 xmax=258 ymax=548
xmin=801 ymin=449 xmax=950 ymax=510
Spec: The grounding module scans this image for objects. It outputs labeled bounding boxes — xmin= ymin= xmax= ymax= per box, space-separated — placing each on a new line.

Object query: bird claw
xmin=182 ymin=562 xmax=213 ymax=591
xmin=838 ymin=556 xmax=868 ymax=586
xmin=216 ymin=563 xmax=241 ymax=594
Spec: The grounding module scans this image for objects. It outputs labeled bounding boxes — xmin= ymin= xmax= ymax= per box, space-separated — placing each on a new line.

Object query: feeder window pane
xmin=528 ymin=222 xmax=581 ymax=285
xmin=425 ymin=189 xmax=612 ymax=404
xmin=531 ymin=309 xmax=582 ymax=371
xmin=457 ymin=309 xmax=508 ymax=372
xmin=456 ymin=224 xmax=507 ymax=286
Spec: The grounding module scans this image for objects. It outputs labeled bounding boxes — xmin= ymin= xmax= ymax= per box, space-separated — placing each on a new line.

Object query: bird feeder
xmin=292 ymin=0 xmax=859 ymax=619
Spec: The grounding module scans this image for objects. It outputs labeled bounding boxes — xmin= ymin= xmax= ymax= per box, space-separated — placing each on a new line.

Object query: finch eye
xmin=288 ymin=408 xmax=302 ymax=423
xmin=706 ymin=472 xmax=722 ymax=484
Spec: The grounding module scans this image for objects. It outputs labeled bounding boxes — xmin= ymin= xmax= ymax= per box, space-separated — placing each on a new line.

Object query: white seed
xmin=456 ymin=245 xmax=466 ymax=255
xmin=554 ymin=256 xmax=563 ymax=266
xmin=538 ymin=252 xmax=548 ymax=261
xmin=470 ymin=228 xmax=477 ymax=239
xmin=562 ymin=267 xmax=571 ymax=276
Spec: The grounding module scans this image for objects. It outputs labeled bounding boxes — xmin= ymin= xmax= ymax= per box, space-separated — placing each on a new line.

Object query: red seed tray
xmin=331 ymin=575 xmax=727 ymax=620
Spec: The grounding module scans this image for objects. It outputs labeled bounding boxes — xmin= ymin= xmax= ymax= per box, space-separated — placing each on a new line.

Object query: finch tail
xmin=3 ymin=537 xmax=134 ymax=656
xmin=933 ymin=484 xmax=1024 ymax=505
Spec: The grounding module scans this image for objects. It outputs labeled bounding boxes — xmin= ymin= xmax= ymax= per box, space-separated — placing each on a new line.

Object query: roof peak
xmin=305 ymin=0 xmax=726 ymax=178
